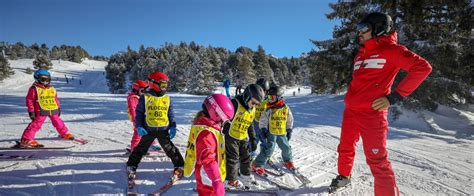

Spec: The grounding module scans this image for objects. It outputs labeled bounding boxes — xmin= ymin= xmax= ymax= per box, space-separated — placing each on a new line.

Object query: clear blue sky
xmin=0 ymin=0 xmax=339 ymax=57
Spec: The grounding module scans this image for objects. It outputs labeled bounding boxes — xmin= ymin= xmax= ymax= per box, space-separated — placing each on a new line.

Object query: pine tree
xmin=253 ymin=45 xmax=274 ymax=83
xmin=0 ymin=55 xmax=14 ymax=81
xmin=186 ymin=49 xmax=215 ymax=94
xmin=105 ymin=61 xmax=127 ymax=93
xmin=33 ymin=54 xmax=53 ymax=70
xmin=236 ymin=53 xmax=256 ymax=87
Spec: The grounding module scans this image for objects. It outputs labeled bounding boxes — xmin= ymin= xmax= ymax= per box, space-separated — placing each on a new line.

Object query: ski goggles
xmin=150 ymin=79 xmax=169 ymax=89
xmin=356 ymin=22 xmax=371 ymax=33
xmin=266 ymin=95 xmax=280 ymax=101
xmin=39 ymin=76 xmax=51 ymax=82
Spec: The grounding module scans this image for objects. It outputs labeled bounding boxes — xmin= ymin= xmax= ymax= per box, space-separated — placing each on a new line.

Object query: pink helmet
xmin=203 ymin=94 xmax=234 ymax=123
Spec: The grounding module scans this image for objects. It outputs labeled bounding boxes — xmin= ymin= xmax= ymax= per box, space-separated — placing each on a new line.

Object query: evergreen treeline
xmin=307 ymin=0 xmax=473 ymax=111
xmin=0 ymin=41 xmax=96 ymax=80
xmin=105 ymin=42 xmax=307 ymax=94
xmin=1 ymin=42 xmax=91 ymax=64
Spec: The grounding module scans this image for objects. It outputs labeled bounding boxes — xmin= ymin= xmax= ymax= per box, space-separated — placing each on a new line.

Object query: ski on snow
xmin=253 ymin=172 xmax=294 ymax=191
xmin=0 ymin=142 xmax=74 ymax=150
xmin=149 ymin=175 xmax=182 ymax=195
xmin=265 ymin=160 xmax=286 ymax=176
xmin=287 ymin=167 xmax=311 ymax=185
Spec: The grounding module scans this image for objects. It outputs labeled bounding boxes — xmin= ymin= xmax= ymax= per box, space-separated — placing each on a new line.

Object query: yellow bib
xmin=229 ymin=102 xmax=255 ymax=140
xmin=183 ymin=125 xmax=226 ymax=181
xmin=254 ymin=99 xmax=268 ymax=122
xmin=269 ymin=105 xmax=289 ymax=135
xmin=145 ymin=94 xmax=170 ymax=127
xmin=36 ymin=86 xmax=59 ymax=110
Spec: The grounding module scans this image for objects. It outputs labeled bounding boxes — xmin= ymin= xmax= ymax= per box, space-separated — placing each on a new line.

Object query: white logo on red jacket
xmin=354 ymin=58 xmax=386 ymax=70
xmin=372 ymin=148 xmax=379 ymax=154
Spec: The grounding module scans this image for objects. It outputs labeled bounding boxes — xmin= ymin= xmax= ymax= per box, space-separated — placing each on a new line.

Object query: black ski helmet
xmin=267 ymin=85 xmax=284 ymax=97
xmin=255 ymin=78 xmax=270 ymax=91
xmin=357 ymin=12 xmax=393 ymax=37
xmin=242 ymin=84 xmax=265 ymax=103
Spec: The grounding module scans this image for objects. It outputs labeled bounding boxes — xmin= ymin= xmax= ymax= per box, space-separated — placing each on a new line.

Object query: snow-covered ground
xmin=0 ymin=59 xmax=473 ymax=195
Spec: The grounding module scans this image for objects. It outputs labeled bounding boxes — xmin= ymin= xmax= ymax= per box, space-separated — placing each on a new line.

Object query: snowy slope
xmin=0 ymin=59 xmax=473 ymax=195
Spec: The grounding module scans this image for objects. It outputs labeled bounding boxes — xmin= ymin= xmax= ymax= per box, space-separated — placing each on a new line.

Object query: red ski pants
xmin=337 ymin=108 xmax=399 ymax=196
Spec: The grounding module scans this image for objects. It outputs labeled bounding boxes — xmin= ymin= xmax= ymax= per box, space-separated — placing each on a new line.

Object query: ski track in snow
xmin=0 ymin=59 xmax=473 ymax=195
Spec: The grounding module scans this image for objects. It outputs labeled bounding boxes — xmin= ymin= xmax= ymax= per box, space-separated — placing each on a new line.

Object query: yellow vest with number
xmin=254 ymin=99 xmax=268 ymax=122
xmin=183 ymin=125 xmax=226 ymax=181
xmin=229 ymin=102 xmax=255 ymax=140
xmin=145 ymin=94 xmax=170 ymax=127
xmin=36 ymin=86 xmax=59 ymax=111
xmin=269 ymin=105 xmax=289 ymax=135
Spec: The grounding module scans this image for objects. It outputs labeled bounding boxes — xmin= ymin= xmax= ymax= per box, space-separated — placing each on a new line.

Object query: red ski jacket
xmin=344 ymin=32 xmax=432 ymax=110
xmin=193 ymin=117 xmax=224 ymax=196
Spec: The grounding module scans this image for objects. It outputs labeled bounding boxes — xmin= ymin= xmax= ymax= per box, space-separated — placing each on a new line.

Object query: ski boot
xmin=252 ymin=163 xmax=266 ymax=175
xmin=126 ymin=166 xmax=137 ymax=189
xmin=328 ymin=175 xmax=351 ymax=193
xmin=284 ymin=161 xmax=295 ymax=170
xmin=126 ymin=166 xmax=137 ymax=179
xmin=60 ymin=133 xmax=75 ymax=140
xmin=170 ymin=167 xmax=183 ymax=182
xmin=17 ymin=139 xmax=44 ymax=148
xmin=225 ymin=179 xmax=248 ymax=190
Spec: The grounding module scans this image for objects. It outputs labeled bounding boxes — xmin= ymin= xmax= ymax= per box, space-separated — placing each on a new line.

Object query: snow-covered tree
xmin=0 ymin=55 xmax=14 ymax=81
xmin=33 ymin=54 xmax=53 ymax=70
xmin=186 ymin=49 xmax=215 ymax=94
xmin=253 ymin=45 xmax=274 ymax=83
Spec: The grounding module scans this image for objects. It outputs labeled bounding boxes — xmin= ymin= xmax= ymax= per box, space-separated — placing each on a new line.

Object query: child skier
xmin=251 ymin=78 xmax=271 ymax=158
xmin=18 ymin=70 xmax=74 ymax=148
xmin=183 ymin=94 xmax=235 ymax=196
xmin=126 ymin=71 xmax=185 ymax=181
xmin=126 ymin=80 xmax=149 ymax=153
xmin=223 ymin=84 xmax=264 ymax=189
xmin=252 ymin=85 xmax=295 ymax=174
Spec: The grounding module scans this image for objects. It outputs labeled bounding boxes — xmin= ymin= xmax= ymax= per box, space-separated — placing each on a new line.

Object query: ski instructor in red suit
xmin=329 ymin=12 xmax=432 ymax=195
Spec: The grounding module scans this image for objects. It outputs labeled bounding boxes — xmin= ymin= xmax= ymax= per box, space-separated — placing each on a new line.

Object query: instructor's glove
xmin=28 ymin=112 xmax=36 ymax=120
xmin=286 ymin=129 xmax=293 ymax=141
xmin=137 ymin=127 xmax=148 ymax=136
xmin=169 ymin=127 xmax=176 ymax=139
xmin=261 ymin=128 xmax=269 ymax=140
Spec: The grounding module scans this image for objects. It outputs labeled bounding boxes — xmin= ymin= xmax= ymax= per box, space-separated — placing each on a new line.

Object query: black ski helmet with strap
xmin=255 ymin=78 xmax=270 ymax=91
xmin=267 ymin=85 xmax=284 ymax=97
xmin=357 ymin=12 xmax=393 ymax=37
xmin=242 ymin=84 xmax=265 ymax=103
